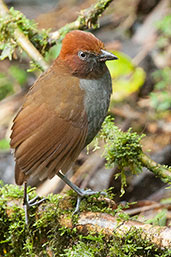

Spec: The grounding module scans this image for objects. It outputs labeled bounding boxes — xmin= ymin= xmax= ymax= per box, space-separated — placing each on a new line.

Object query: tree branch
xmin=1 ymin=186 xmax=170 ymax=255
xmin=75 ymin=212 xmax=171 ymax=249
xmin=0 ymin=0 xmax=49 ymax=71
xmin=100 ymin=116 xmax=171 ymax=185
xmin=140 ymin=152 xmax=171 ymax=183
xmin=44 ymin=0 xmax=114 ymax=41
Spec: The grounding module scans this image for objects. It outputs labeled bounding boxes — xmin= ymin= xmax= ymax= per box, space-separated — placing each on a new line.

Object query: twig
xmin=124 ymin=202 xmax=168 ymax=216
xmin=50 ymin=0 xmax=114 ymax=41
xmin=0 ymin=0 xmax=49 ymax=71
xmin=140 ymin=152 xmax=171 ymax=183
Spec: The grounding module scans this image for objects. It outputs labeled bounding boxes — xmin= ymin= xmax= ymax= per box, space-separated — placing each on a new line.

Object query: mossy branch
xmin=139 ymin=152 xmax=171 ymax=183
xmin=0 ymin=0 xmax=49 ymax=71
xmin=50 ymin=0 xmax=114 ymax=41
xmin=0 ymin=183 xmax=170 ymax=256
xmin=99 ymin=116 xmax=171 ymax=192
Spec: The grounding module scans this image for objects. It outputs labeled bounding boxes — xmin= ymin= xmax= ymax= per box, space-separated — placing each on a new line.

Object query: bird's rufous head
xmin=58 ymin=30 xmax=117 ymax=78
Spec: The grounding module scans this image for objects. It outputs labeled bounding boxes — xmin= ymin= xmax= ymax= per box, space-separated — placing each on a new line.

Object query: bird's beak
xmin=99 ymin=49 xmax=118 ymax=62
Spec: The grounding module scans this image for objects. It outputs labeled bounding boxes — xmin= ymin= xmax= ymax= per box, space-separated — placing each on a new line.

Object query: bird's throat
xmin=79 ymin=70 xmax=112 ymax=146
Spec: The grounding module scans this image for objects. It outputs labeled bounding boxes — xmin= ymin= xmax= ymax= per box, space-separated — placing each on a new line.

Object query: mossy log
xmin=0 ymin=183 xmax=170 ymax=256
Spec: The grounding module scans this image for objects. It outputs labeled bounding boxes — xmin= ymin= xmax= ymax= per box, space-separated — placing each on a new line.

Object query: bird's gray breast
xmin=80 ymin=70 xmax=112 ymax=146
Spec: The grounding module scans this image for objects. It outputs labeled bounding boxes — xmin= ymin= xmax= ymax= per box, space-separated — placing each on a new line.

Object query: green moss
xmin=0 ymin=7 xmax=50 ymax=61
xmin=108 ymin=228 xmax=170 ymax=257
xmin=60 ymin=228 xmax=171 ymax=257
xmin=100 ymin=116 xmax=144 ymax=170
xmin=0 ymin=182 xmax=170 ymax=256
xmin=97 ymin=116 xmax=145 ymax=195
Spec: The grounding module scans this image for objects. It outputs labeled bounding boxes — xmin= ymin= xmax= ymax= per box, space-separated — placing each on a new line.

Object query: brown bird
xmin=10 ymin=30 xmax=118 ymax=223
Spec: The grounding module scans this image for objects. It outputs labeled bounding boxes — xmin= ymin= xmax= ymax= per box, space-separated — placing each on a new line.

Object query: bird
xmin=10 ymin=30 xmax=118 ymax=224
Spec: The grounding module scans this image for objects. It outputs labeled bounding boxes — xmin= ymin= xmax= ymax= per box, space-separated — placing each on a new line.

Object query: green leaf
xmin=0 ymin=139 xmax=10 ymax=150
xmin=45 ymin=43 xmax=62 ymax=62
xmin=0 ymin=43 xmax=16 ymax=60
xmin=107 ymin=51 xmax=133 ymax=77
xmin=107 ymin=51 xmax=146 ymax=101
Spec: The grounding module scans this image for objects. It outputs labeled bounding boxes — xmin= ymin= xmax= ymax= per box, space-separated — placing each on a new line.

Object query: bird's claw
xmin=26 ymin=196 xmax=46 ymax=207
xmin=24 ymin=195 xmax=46 ymax=225
xmin=73 ymin=189 xmax=107 ymax=214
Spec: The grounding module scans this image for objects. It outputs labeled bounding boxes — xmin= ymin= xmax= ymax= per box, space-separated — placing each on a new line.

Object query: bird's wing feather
xmin=10 ymin=65 xmax=88 ymax=185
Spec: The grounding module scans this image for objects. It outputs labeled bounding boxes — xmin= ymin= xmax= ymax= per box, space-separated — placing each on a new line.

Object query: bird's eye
xmin=78 ymin=51 xmax=87 ymax=60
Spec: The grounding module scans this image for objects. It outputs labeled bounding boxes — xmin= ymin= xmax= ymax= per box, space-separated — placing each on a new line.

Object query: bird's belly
xmin=79 ymin=72 xmax=112 ymax=146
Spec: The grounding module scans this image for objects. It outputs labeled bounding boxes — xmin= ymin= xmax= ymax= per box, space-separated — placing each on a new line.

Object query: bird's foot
xmin=56 ymin=171 xmax=107 ymax=215
xmin=25 ymin=195 xmax=45 ymax=206
xmin=73 ymin=188 xmax=107 ymax=214
xmin=24 ymin=195 xmax=46 ymax=225
xmin=23 ymin=182 xmax=46 ymax=225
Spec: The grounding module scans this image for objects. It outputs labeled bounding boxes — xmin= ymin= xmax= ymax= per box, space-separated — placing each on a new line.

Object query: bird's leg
xmin=23 ymin=181 xmax=45 ymax=225
xmin=57 ymin=171 xmax=106 ymax=214
xmin=23 ymin=181 xmax=29 ymax=225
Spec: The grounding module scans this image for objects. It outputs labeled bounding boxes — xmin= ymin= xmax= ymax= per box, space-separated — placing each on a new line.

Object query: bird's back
xmin=10 ymin=63 xmax=88 ymax=184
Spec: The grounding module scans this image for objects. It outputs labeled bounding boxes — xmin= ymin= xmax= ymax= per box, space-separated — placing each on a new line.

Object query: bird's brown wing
xmin=10 ymin=65 xmax=88 ymax=185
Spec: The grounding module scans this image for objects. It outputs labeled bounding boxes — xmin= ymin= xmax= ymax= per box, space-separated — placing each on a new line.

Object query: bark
xmin=74 ymin=212 xmax=171 ymax=248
